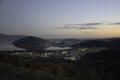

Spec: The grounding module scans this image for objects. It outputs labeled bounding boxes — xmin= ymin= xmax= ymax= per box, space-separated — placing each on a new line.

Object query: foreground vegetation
xmin=0 ymin=49 xmax=120 ymax=80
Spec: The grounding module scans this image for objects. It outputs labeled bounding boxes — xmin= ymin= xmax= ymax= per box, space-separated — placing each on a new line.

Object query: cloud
xmin=54 ymin=22 xmax=101 ymax=30
xmin=80 ymin=23 xmax=102 ymax=26
xmin=54 ymin=26 xmax=76 ymax=29
xmin=77 ymin=27 xmax=97 ymax=29
xmin=54 ymin=26 xmax=97 ymax=30
xmin=110 ymin=22 xmax=120 ymax=25
xmin=67 ymin=23 xmax=102 ymax=26
xmin=54 ymin=22 xmax=120 ymax=30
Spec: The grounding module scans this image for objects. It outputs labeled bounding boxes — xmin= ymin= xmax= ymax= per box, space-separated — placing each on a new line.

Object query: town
xmin=11 ymin=47 xmax=108 ymax=61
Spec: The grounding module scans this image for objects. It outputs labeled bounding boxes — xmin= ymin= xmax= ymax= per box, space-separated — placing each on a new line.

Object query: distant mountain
xmin=61 ymin=39 xmax=81 ymax=42
xmin=61 ymin=39 xmax=83 ymax=45
xmin=47 ymin=38 xmax=62 ymax=43
xmin=0 ymin=33 xmax=26 ymax=42
xmin=12 ymin=36 xmax=54 ymax=50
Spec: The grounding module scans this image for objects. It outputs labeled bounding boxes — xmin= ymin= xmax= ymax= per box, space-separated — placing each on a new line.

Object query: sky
xmin=0 ymin=0 xmax=120 ymax=39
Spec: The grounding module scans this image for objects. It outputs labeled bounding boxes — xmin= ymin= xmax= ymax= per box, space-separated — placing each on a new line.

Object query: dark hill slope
xmin=72 ymin=38 xmax=120 ymax=48
xmin=109 ymin=39 xmax=120 ymax=48
xmin=82 ymin=48 xmax=120 ymax=80
xmin=73 ymin=40 xmax=109 ymax=48
xmin=12 ymin=36 xmax=52 ymax=50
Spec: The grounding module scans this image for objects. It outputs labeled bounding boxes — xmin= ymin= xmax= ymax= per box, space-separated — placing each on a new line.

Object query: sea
xmin=0 ymin=41 xmax=25 ymax=51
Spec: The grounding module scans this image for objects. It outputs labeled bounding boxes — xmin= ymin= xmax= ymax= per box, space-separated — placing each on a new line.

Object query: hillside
xmin=109 ymin=38 xmax=120 ymax=48
xmin=72 ymin=38 xmax=120 ymax=48
xmin=72 ymin=40 xmax=109 ymax=48
xmin=0 ymin=49 xmax=120 ymax=80
xmin=12 ymin=36 xmax=54 ymax=50
xmin=82 ymin=48 xmax=120 ymax=80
